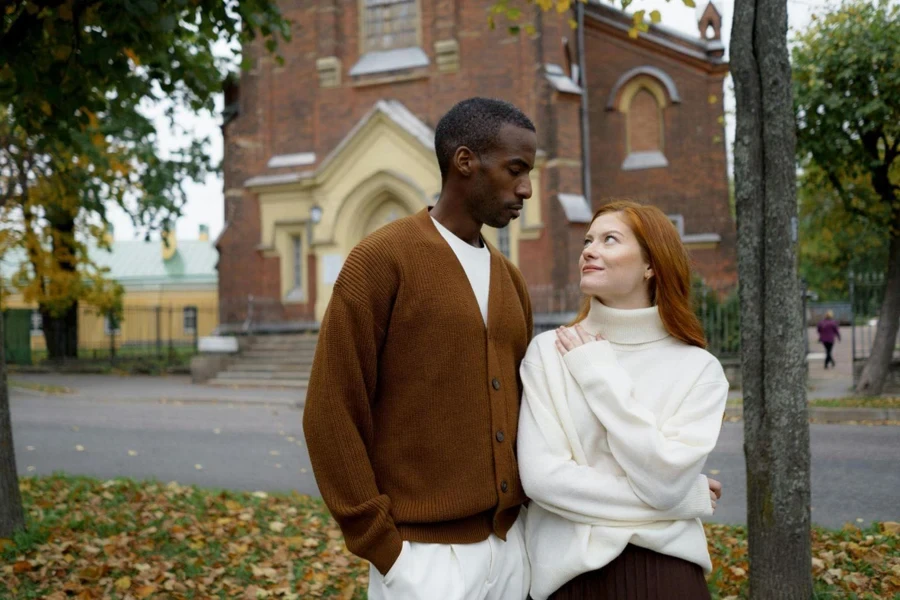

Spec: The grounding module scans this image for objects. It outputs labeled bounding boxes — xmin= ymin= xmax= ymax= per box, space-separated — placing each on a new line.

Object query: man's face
xmin=466 ymin=124 xmax=537 ymax=229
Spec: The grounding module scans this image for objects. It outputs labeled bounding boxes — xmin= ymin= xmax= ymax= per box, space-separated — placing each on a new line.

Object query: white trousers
xmin=368 ymin=513 xmax=529 ymax=600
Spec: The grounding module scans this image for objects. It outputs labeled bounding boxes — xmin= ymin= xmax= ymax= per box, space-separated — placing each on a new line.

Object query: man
xmin=303 ymin=97 xmax=536 ymax=600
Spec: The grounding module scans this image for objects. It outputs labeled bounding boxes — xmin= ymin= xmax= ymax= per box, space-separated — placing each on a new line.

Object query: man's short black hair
xmin=434 ymin=97 xmax=535 ymax=180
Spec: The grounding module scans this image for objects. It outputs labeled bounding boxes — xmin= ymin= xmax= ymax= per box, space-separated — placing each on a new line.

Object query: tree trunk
xmin=41 ymin=212 xmax=80 ymax=361
xmin=856 ymin=208 xmax=900 ymax=396
xmin=731 ymin=0 xmax=812 ymax=596
xmin=41 ymin=302 xmax=79 ymax=361
xmin=0 ymin=304 xmax=26 ymax=538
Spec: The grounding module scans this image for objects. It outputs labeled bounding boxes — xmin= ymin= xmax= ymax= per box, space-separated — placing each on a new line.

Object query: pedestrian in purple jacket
xmin=817 ymin=311 xmax=841 ymax=369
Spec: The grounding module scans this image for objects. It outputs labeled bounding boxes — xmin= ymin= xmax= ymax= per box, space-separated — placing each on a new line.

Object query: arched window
xmin=628 ymin=88 xmax=662 ymax=154
xmin=607 ymin=68 xmax=680 ymax=171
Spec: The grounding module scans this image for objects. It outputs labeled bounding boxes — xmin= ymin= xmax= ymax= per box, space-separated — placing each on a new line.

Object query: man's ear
xmin=454 ymin=146 xmax=477 ymax=177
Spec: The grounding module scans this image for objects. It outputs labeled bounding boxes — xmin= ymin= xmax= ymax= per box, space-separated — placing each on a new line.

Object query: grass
xmin=1 ymin=475 xmax=898 ymax=599
xmin=809 ymin=396 xmax=900 ymax=409
xmin=728 ymin=396 xmax=900 ymax=410
xmin=7 ymin=380 xmax=73 ymax=395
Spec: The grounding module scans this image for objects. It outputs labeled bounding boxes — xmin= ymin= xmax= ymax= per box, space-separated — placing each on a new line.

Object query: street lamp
xmin=308 ymin=204 xmax=322 ymax=242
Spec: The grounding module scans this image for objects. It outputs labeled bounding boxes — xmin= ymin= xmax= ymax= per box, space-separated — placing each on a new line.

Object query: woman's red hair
xmin=570 ymin=200 xmax=707 ymax=349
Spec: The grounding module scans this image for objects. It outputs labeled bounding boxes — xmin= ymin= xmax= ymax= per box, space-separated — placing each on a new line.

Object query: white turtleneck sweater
xmin=518 ymin=299 xmax=729 ymax=600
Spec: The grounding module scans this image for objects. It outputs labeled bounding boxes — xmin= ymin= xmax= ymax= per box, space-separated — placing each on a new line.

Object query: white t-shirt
xmin=431 ymin=217 xmax=491 ymax=326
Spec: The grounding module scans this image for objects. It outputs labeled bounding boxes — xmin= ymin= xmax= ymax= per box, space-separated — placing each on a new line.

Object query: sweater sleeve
xmin=302 ymin=250 xmax=402 ymax=576
xmin=562 ymin=341 xmax=728 ymax=511
xmin=517 ymin=356 xmax=714 ymax=524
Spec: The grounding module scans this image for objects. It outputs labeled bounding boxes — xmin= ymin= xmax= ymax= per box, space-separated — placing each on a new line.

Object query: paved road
xmin=10 ymin=393 xmax=899 ymax=529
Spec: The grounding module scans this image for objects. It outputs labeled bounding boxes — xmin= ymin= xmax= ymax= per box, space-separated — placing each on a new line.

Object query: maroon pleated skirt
xmin=547 ymin=544 xmax=711 ymax=600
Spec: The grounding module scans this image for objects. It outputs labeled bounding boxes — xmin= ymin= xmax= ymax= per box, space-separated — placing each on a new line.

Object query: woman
xmin=518 ymin=201 xmax=728 ymax=599
xmin=817 ymin=310 xmax=841 ymax=369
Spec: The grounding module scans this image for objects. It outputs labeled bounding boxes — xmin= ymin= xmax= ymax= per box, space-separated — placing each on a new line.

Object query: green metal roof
xmin=1 ymin=239 xmax=218 ymax=288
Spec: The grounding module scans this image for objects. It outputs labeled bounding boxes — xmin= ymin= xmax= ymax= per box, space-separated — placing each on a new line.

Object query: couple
xmin=303 ymin=97 xmax=728 ymax=600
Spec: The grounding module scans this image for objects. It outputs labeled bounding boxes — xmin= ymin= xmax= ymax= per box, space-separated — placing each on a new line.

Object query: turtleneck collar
xmin=580 ymin=297 xmax=670 ymax=346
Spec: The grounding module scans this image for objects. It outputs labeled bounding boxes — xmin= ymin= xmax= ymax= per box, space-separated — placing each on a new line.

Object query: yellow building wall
xmin=5 ymin=288 xmax=218 ymax=353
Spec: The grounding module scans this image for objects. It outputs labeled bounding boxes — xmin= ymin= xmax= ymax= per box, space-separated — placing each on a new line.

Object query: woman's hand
xmin=708 ymin=477 xmax=722 ymax=512
xmin=555 ymin=323 xmax=604 ymax=356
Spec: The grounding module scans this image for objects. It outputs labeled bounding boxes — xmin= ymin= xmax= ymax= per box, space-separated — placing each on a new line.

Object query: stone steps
xmin=205 ymin=334 xmax=317 ymax=389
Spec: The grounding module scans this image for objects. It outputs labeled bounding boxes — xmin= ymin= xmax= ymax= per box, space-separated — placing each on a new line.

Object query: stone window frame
xmin=358 ymin=0 xmax=422 ymax=55
xmin=349 ymin=0 xmax=428 ymax=84
xmin=607 ymin=66 xmax=681 ymax=172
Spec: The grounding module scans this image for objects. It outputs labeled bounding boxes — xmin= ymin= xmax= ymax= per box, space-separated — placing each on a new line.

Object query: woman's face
xmin=579 ymin=212 xmax=653 ymax=309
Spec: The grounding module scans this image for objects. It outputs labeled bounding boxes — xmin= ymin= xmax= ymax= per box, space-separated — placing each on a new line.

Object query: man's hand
xmin=708 ymin=477 xmax=723 ymax=512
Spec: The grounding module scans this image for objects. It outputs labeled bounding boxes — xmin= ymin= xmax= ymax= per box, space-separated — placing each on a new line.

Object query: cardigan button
xmin=500 ymin=480 xmax=508 ymax=493
xmin=491 ymin=378 xmax=501 ymax=390
xmin=496 ymin=430 xmax=505 ymax=442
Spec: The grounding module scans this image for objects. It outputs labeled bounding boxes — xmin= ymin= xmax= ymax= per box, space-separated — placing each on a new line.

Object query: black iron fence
xmin=29 ymin=303 xmax=217 ymax=366
xmin=849 ymin=271 xmax=888 ymax=366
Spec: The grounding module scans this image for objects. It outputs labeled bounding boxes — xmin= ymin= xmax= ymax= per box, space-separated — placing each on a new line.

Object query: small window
xmin=292 ymin=235 xmax=303 ymax=290
xmin=497 ymin=227 xmax=511 ymax=258
xmin=104 ymin=313 xmax=121 ymax=335
xmin=362 ymin=0 xmax=419 ymax=53
xmin=30 ymin=310 xmax=42 ymax=336
xmin=183 ymin=306 xmax=198 ymax=335
xmin=668 ymin=214 xmax=685 ymax=237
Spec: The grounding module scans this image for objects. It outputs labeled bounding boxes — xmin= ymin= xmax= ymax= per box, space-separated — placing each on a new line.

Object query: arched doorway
xmin=362 ymin=194 xmax=413 ymax=238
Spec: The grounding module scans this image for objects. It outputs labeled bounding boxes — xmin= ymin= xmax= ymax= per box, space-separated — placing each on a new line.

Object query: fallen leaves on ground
xmin=1 ymin=476 xmax=897 ymax=599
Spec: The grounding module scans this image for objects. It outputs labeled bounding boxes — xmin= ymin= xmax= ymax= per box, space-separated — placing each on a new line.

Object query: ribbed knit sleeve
xmin=518 ymin=351 xmax=713 ymax=524
xmin=563 ymin=341 xmax=728 ymax=511
xmin=302 ymin=238 xmax=402 ymax=576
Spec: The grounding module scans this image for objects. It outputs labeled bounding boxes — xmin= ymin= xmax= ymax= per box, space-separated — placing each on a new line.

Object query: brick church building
xmin=217 ymin=0 xmax=735 ymax=330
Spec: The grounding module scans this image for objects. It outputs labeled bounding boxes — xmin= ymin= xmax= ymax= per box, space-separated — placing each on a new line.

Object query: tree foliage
xmin=798 ymin=164 xmax=892 ymax=300
xmin=793 ymin=0 xmax=900 ymax=395
xmin=0 ymin=0 xmax=291 ymax=357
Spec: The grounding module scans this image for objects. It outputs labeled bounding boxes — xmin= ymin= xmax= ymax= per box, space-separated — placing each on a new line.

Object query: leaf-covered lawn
xmin=1 ymin=476 xmax=898 ymax=599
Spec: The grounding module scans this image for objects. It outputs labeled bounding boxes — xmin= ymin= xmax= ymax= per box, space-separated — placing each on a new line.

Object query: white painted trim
xmin=557 ymin=193 xmax=593 ymax=223
xmin=267 ymin=152 xmax=316 ymax=169
xmin=349 ymin=47 xmax=429 ymax=77
xmin=622 ymin=151 xmax=669 ymax=171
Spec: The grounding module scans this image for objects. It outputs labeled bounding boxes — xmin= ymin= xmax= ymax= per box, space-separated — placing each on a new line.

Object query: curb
xmin=725 ymin=406 xmax=900 ymax=423
xmin=9 ymin=388 xmax=303 ymax=410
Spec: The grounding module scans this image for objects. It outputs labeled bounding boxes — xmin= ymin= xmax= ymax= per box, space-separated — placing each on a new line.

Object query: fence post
xmin=193 ymin=308 xmax=199 ymax=350
xmin=801 ymin=279 xmax=809 ymax=362
xmin=156 ymin=305 xmax=162 ymax=359
xmin=168 ymin=306 xmax=174 ymax=361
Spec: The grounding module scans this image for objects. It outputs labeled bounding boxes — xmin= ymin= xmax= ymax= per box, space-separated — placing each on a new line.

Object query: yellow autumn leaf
xmin=628 ymin=27 xmax=639 ymax=39
xmin=880 ymin=521 xmax=900 ymax=534
xmin=40 ymin=101 xmax=52 ymax=116
xmin=682 ymin=0 xmax=696 ymax=7
xmin=650 ymin=10 xmax=661 ymax=23
xmin=115 ymin=576 xmax=132 ymax=591
xmin=123 ymin=48 xmax=141 ymax=66
xmin=134 ymin=586 xmax=156 ymax=599
xmin=556 ymin=0 xmax=571 ymax=13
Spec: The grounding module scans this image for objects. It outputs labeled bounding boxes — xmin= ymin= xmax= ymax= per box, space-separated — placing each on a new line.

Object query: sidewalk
xmin=9 ymin=373 xmax=304 ymax=408
xmin=11 ymin=325 xmax=894 ymax=423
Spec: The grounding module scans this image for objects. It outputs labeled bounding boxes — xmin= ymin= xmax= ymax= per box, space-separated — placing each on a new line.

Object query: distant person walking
xmin=817 ymin=310 xmax=841 ymax=369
